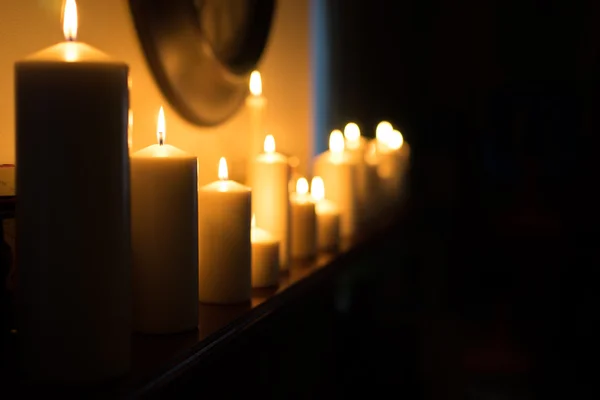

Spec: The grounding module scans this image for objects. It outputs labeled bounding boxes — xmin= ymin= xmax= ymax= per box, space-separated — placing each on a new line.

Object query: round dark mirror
xmin=128 ymin=0 xmax=276 ymax=126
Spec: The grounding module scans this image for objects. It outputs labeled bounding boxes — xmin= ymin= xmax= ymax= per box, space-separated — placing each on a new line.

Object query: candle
xmin=245 ymin=70 xmax=267 ymax=186
xmin=313 ymin=130 xmax=358 ymax=237
xmin=251 ymin=215 xmax=280 ymax=288
xmin=15 ymin=0 xmax=131 ymax=382
xmin=311 ymin=177 xmax=340 ymax=251
xmin=363 ymin=140 xmax=385 ymax=223
xmin=376 ymin=123 xmax=410 ymax=208
xmin=252 ymin=135 xmax=291 ymax=268
xmin=198 ymin=157 xmax=251 ymax=304
xmin=343 ymin=122 xmax=372 ymax=228
xmin=290 ymin=177 xmax=317 ymax=259
xmin=130 ymin=107 xmax=198 ymax=334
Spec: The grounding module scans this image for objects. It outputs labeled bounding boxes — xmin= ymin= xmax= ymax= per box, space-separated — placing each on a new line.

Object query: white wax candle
xmin=251 ymin=215 xmax=280 ymax=288
xmin=313 ymin=130 xmax=359 ymax=237
xmin=376 ymin=126 xmax=411 ymax=208
xmin=198 ymin=158 xmax=251 ymax=304
xmin=311 ymin=177 xmax=340 ymax=251
xmin=245 ymin=70 xmax=267 ymax=186
xmin=344 ymin=122 xmax=373 ymax=228
xmin=252 ymin=135 xmax=291 ymax=268
xmin=131 ymin=107 xmax=198 ymax=334
xmin=290 ymin=177 xmax=317 ymax=259
xmin=15 ymin=0 xmax=131 ymax=382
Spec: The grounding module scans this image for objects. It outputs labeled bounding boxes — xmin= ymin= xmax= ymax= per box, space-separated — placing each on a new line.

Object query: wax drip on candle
xmin=264 ymin=134 xmax=275 ymax=153
xmin=343 ymin=123 xmax=361 ymax=150
xmin=311 ymin=176 xmax=325 ymax=202
xmin=63 ymin=0 xmax=78 ymax=42
xmin=250 ymin=71 xmax=262 ymax=96
xmin=157 ymin=106 xmax=165 ymax=146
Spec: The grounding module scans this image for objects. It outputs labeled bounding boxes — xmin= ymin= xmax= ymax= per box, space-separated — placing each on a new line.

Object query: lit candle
xmin=363 ymin=140 xmax=385 ymax=223
xmin=311 ymin=177 xmax=340 ymax=251
xmin=343 ymin=122 xmax=372 ymax=228
xmin=376 ymin=123 xmax=410 ymax=208
xmin=130 ymin=107 xmax=199 ymax=334
xmin=198 ymin=157 xmax=251 ymax=304
xmin=290 ymin=177 xmax=317 ymax=259
xmin=245 ymin=70 xmax=267 ymax=186
xmin=15 ymin=0 xmax=131 ymax=382
xmin=251 ymin=215 xmax=280 ymax=288
xmin=252 ymin=135 xmax=291 ymax=268
xmin=313 ymin=130 xmax=359 ymax=237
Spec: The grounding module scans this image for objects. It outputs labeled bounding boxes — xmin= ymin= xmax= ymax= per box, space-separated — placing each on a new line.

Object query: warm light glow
xmin=376 ymin=121 xmax=393 ymax=144
xmin=344 ymin=122 xmax=361 ymax=145
xmin=388 ymin=129 xmax=404 ymax=150
xmin=264 ymin=134 xmax=275 ymax=153
xmin=329 ymin=130 xmax=345 ymax=153
xmin=311 ymin=176 xmax=325 ymax=202
xmin=218 ymin=157 xmax=229 ymax=180
xmin=296 ymin=177 xmax=309 ymax=195
xmin=63 ymin=0 xmax=78 ymax=41
xmin=251 ymin=214 xmax=256 ymax=228
xmin=156 ymin=106 xmax=166 ymax=145
xmin=249 ymin=71 xmax=262 ymax=96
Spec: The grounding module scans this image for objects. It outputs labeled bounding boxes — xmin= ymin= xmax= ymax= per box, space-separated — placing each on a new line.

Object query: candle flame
xmin=264 ymin=134 xmax=275 ymax=153
xmin=343 ymin=122 xmax=360 ymax=145
xmin=251 ymin=214 xmax=256 ymax=228
xmin=376 ymin=121 xmax=393 ymax=144
xmin=63 ymin=0 xmax=78 ymax=41
xmin=296 ymin=177 xmax=309 ymax=195
xmin=388 ymin=129 xmax=404 ymax=150
xmin=157 ymin=106 xmax=166 ymax=145
xmin=311 ymin=176 xmax=325 ymax=201
xmin=218 ymin=157 xmax=229 ymax=180
xmin=249 ymin=70 xmax=262 ymax=96
xmin=329 ymin=130 xmax=345 ymax=153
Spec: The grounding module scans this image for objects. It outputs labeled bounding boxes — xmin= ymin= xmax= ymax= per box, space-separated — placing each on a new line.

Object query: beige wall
xmin=0 ymin=0 xmax=313 ymax=184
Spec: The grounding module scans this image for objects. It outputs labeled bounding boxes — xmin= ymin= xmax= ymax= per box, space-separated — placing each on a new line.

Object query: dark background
xmin=323 ymin=0 xmax=599 ymax=398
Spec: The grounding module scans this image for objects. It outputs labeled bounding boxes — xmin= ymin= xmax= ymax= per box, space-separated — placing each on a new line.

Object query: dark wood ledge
xmin=2 ymin=209 xmax=405 ymax=398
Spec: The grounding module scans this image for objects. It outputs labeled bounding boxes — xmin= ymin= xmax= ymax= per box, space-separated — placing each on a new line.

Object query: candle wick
xmin=158 ymin=135 xmax=164 ymax=146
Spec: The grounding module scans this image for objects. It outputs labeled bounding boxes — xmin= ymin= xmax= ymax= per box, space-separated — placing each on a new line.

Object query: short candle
xmin=198 ymin=157 xmax=252 ymax=304
xmin=251 ymin=215 xmax=280 ymax=288
xmin=311 ymin=176 xmax=341 ymax=251
xmin=290 ymin=177 xmax=317 ymax=259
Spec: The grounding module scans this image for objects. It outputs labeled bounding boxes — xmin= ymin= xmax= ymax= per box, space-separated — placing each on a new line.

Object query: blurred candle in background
xmin=251 ymin=214 xmax=280 ymax=288
xmin=15 ymin=0 xmax=131 ymax=382
xmin=311 ymin=176 xmax=340 ymax=251
xmin=313 ymin=130 xmax=358 ymax=237
xmin=290 ymin=177 xmax=317 ymax=259
xmin=343 ymin=122 xmax=371 ymax=228
xmin=130 ymin=107 xmax=198 ymax=334
xmin=252 ymin=135 xmax=291 ymax=269
xmin=246 ymin=70 xmax=267 ymax=186
xmin=198 ymin=158 xmax=251 ymax=304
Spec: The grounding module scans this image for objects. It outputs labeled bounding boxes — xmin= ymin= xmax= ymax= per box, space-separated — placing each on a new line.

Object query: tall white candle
xmin=131 ymin=107 xmax=198 ymax=334
xmin=313 ymin=130 xmax=359 ymax=237
xmin=15 ymin=0 xmax=131 ymax=382
xmin=376 ymin=124 xmax=410 ymax=208
xmin=198 ymin=158 xmax=251 ymax=304
xmin=252 ymin=135 xmax=291 ymax=268
xmin=311 ymin=177 xmax=340 ymax=251
xmin=245 ymin=70 xmax=267 ymax=186
xmin=251 ymin=215 xmax=280 ymax=288
xmin=344 ymin=122 xmax=373 ymax=228
xmin=290 ymin=177 xmax=317 ymax=259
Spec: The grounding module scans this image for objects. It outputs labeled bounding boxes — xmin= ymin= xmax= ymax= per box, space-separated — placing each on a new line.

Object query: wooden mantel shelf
xmin=3 ymin=212 xmax=404 ymax=398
